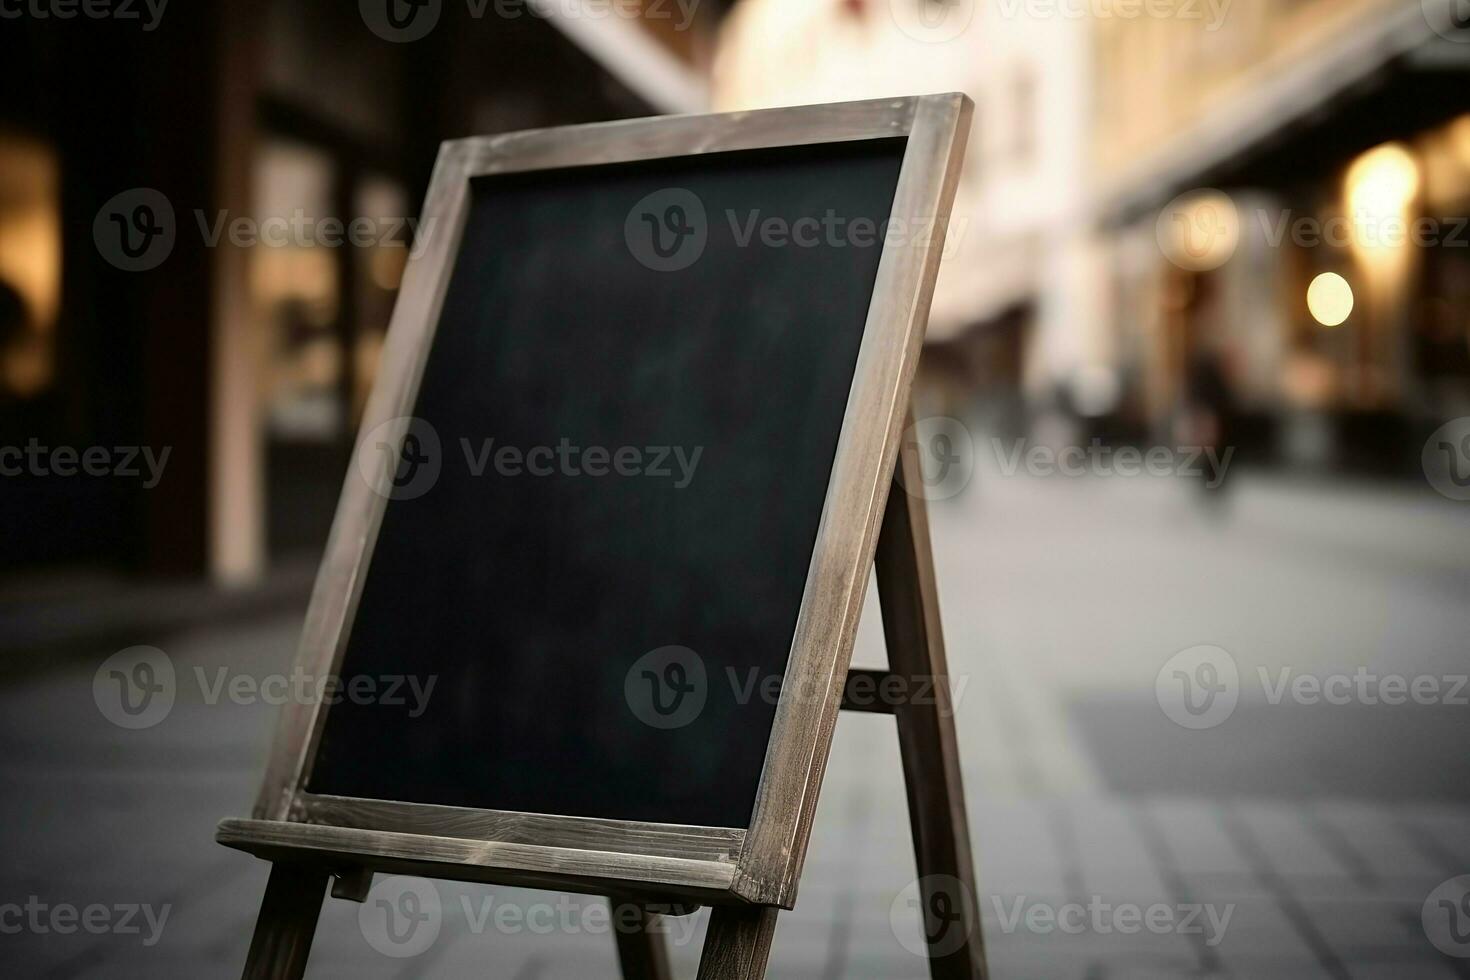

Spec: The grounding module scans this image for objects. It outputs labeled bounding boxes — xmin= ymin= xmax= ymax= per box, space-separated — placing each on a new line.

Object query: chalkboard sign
xmin=222 ymin=95 xmax=972 ymax=911
xmin=306 ymin=137 xmax=905 ymax=828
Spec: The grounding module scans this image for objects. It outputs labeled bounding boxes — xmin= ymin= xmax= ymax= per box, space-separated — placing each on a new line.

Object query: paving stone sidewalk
xmin=3 ymin=471 xmax=1468 ymax=977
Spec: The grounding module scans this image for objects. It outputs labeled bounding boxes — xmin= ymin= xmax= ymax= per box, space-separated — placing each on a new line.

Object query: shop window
xmin=252 ymin=140 xmax=342 ymax=442
xmin=0 ymin=133 xmax=61 ymax=407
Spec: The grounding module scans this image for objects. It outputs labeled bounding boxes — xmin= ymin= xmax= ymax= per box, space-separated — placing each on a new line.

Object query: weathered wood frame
xmin=219 ymin=94 xmax=972 ymax=920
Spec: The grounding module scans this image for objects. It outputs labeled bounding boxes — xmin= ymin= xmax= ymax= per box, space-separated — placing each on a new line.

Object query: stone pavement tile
xmin=288 ymin=881 xmax=635 ymax=978
xmin=1211 ymin=956 xmax=1335 ymax=979
xmin=131 ymin=858 xmax=264 ymax=956
xmin=1068 ymin=798 xmax=1171 ymax=899
xmin=197 ymin=924 xmax=253 ymax=980
xmin=0 ymin=856 xmax=250 ymax=976
xmin=979 ymin=890 xmax=1211 ymax=972
xmin=806 ymin=812 xmax=916 ymax=889
xmin=771 ymin=946 xmax=929 ymax=980
xmin=808 ymin=882 xmax=920 ymax=950
xmin=849 ymin=835 xmax=929 ymax=891
xmin=769 ymin=903 xmax=839 ymax=945
xmin=1369 ymin=864 xmax=1465 ymax=907
xmin=289 ymin=887 xmax=549 ymax=975
xmin=1345 ymin=953 xmax=1470 ymax=979
xmin=774 ymin=923 xmax=875 ymax=977
xmin=1313 ymin=801 xmax=1456 ymax=901
xmin=802 ymin=888 xmax=899 ymax=950
xmin=970 ymin=798 xmax=1073 ymax=898
xmin=1297 ymin=897 xmax=1441 ymax=963
xmin=1197 ymin=889 xmax=1322 ymax=964
xmin=1 ymin=768 xmax=246 ymax=889
xmin=950 ymin=639 xmax=1100 ymax=798
xmin=972 ymin=931 xmax=1108 ymax=980
xmin=1183 ymin=870 xmax=1282 ymax=906
xmin=1403 ymin=806 xmax=1470 ymax=872
xmin=71 ymin=897 xmax=256 ymax=980
xmin=1341 ymin=958 xmax=1463 ymax=979
xmin=408 ymin=929 xmax=618 ymax=980
xmin=835 ymin=879 xmax=1034 ymax=975
xmin=1352 ymin=963 xmax=1470 ymax=975
xmin=962 ymin=755 xmax=1036 ymax=802
xmin=70 ymin=949 xmax=227 ymax=980
xmin=1147 ymin=798 xmax=1257 ymax=880
xmin=1228 ymin=803 xmax=1363 ymax=897
xmin=981 ymin=928 xmax=1197 ymax=980
xmin=802 ymin=822 xmax=906 ymax=888
xmin=29 ymin=846 xmax=258 ymax=975
xmin=740 ymin=888 xmax=941 ymax=979
xmin=835 ymin=953 xmax=935 ymax=980
xmin=1 ymin=931 xmax=130 ymax=979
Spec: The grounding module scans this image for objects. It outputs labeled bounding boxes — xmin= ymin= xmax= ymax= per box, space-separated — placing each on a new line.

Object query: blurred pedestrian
xmin=1179 ymin=348 xmax=1236 ymax=508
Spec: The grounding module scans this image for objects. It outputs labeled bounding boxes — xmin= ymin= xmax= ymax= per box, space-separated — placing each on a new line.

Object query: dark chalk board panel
xmin=307 ymin=137 xmax=907 ymax=828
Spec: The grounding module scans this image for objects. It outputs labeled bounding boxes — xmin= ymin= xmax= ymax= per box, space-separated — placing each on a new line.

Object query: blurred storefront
xmin=714 ymin=0 xmax=1100 ymax=434
xmin=8 ymin=0 xmax=1467 ymax=596
xmin=0 ymin=1 xmax=713 ymax=587
xmin=716 ymin=0 xmax=1470 ymax=468
xmin=1091 ymin=0 xmax=1470 ymax=471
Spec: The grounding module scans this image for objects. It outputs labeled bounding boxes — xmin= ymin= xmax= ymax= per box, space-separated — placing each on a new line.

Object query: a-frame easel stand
xmin=239 ymin=432 xmax=988 ymax=980
xmin=695 ymin=430 xmax=987 ymax=980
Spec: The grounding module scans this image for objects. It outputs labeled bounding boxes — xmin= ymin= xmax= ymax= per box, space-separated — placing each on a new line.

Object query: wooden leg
xmin=696 ymin=905 xmax=779 ymax=980
xmin=873 ymin=432 xmax=988 ymax=980
xmin=612 ymin=901 xmax=673 ymax=980
xmin=241 ymin=862 xmax=329 ymax=980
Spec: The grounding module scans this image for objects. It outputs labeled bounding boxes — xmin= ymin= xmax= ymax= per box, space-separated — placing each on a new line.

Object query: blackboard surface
xmin=308 ymin=137 xmax=907 ymax=828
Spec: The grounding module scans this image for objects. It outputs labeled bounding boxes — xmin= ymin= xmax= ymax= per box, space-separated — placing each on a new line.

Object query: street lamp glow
xmin=1156 ymin=189 xmax=1240 ymax=272
xmin=1346 ymin=142 xmax=1420 ymax=220
xmin=1307 ymin=272 xmax=1354 ymax=327
xmin=1345 ymin=142 xmax=1420 ymax=269
xmin=1451 ymin=114 xmax=1470 ymax=172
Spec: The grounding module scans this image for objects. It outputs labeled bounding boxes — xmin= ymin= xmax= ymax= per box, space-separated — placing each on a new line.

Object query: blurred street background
xmin=4 ymin=0 xmax=1470 ymax=976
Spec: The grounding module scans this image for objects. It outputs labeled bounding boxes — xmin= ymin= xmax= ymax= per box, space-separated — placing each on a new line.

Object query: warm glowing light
xmin=0 ymin=135 xmax=61 ymax=327
xmin=1307 ymin=272 xmax=1354 ymax=327
xmin=1 ymin=331 xmax=51 ymax=397
xmin=1345 ymin=143 xmax=1420 ymax=247
xmin=1449 ymin=114 xmax=1470 ymax=172
xmin=1156 ymin=189 xmax=1240 ymax=272
xmin=369 ymin=245 xmax=407 ymax=291
xmin=0 ymin=135 xmax=61 ymax=399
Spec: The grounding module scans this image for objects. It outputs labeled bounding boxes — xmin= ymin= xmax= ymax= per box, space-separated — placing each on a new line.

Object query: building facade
xmin=712 ymin=0 xmax=1098 ymax=429
xmin=0 ymin=0 xmax=711 ymax=585
xmin=1090 ymin=0 xmax=1470 ymax=468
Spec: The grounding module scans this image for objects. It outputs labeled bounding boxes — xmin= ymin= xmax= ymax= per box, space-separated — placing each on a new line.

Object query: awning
xmin=1096 ymin=0 xmax=1465 ymax=226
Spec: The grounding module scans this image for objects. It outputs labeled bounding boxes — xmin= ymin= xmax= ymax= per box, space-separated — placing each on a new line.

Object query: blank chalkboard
xmin=307 ymin=137 xmax=908 ymax=829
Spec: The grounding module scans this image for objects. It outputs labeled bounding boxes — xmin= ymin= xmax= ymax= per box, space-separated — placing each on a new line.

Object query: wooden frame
xmin=221 ymin=93 xmax=973 ymax=947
